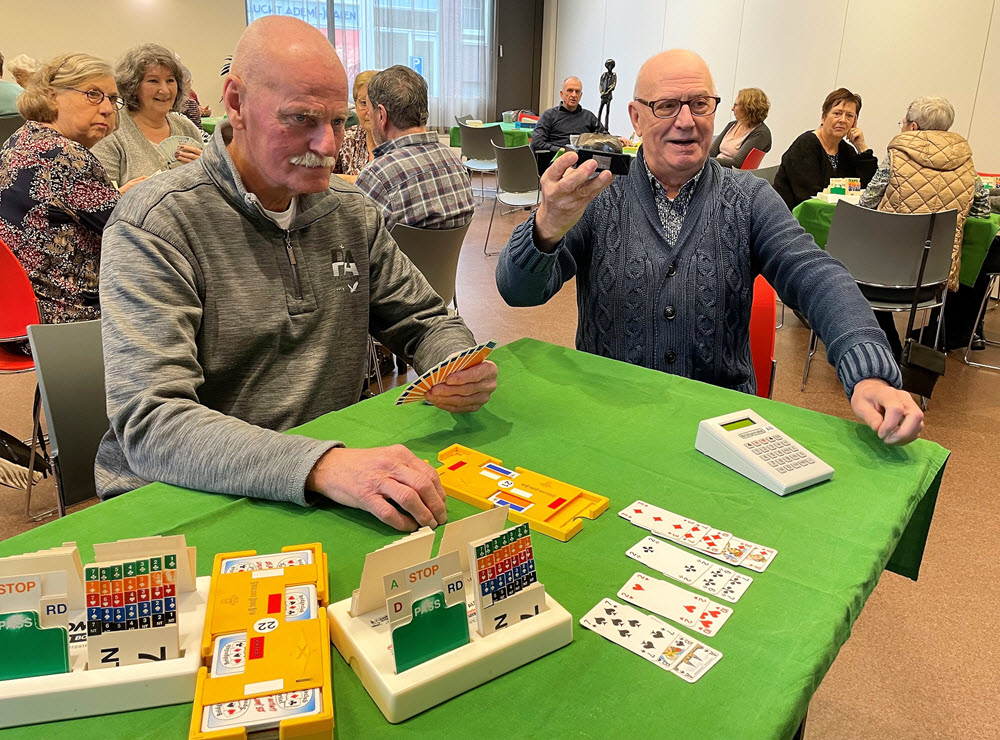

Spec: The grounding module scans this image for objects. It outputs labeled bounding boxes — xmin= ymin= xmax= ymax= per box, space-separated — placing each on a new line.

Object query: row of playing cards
xmin=620 ymin=500 xmax=777 ymax=572
xmin=581 ymin=598 xmax=722 ymax=683
xmin=201 ymin=689 xmax=321 ymax=734
xmin=395 ymin=340 xmax=497 ymax=405
xmin=627 ymin=536 xmax=753 ymax=603
xmin=619 ymin=572 xmax=732 ymax=637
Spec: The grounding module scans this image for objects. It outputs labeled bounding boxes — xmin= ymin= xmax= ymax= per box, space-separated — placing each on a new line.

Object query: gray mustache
xmin=290 ymin=152 xmax=335 ymax=167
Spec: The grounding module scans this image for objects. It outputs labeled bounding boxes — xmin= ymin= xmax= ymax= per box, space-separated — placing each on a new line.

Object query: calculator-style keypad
xmin=743 ymin=434 xmax=817 ymax=474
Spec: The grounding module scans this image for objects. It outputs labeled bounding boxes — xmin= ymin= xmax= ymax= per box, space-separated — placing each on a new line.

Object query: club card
xmin=618 ymin=572 xmax=732 ymax=637
xmin=218 ymin=550 xmax=314 ymax=573
xmin=201 ymin=688 xmax=321 ymax=733
xmin=716 ymin=572 xmax=753 ymax=603
xmin=691 ymin=565 xmax=737 ymax=597
xmin=672 ymin=640 xmax=724 ymax=683
xmin=626 ymin=536 xmax=713 ymax=585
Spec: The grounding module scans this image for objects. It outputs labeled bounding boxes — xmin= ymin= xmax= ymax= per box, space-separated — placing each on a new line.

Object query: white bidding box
xmin=328 ymin=592 xmax=573 ymax=724
xmin=0 ymin=576 xmax=211 ymax=729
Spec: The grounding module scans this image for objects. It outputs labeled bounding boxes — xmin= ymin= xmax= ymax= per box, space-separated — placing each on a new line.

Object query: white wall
xmin=2 ymin=0 xmax=247 ymax=114
xmin=548 ymin=0 xmax=1000 ymax=170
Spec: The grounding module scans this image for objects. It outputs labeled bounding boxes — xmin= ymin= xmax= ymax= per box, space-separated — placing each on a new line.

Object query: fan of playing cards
xmin=395 ymin=340 xmax=497 ymax=406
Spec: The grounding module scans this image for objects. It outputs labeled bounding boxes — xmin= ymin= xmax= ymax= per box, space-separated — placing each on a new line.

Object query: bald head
xmin=634 ymin=50 xmax=715 ymax=99
xmin=231 ymin=16 xmax=344 ymax=90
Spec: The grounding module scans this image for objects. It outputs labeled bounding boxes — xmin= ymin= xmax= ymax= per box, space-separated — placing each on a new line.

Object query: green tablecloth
xmin=792 ymin=198 xmax=1000 ymax=287
xmin=448 ymin=122 xmax=530 ymax=149
xmin=200 ymin=116 xmax=225 ymax=135
xmin=0 ymin=339 xmax=948 ymax=740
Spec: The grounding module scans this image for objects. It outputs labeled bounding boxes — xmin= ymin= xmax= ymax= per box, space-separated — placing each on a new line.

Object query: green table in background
xmin=0 ymin=339 xmax=948 ymax=740
xmin=200 ymin=116 xmax=225 ymax=135
xmin=792 ymin=198 xmax=1000 ymax=287
xmin=448 ymin=121 xmax=531 ymax=148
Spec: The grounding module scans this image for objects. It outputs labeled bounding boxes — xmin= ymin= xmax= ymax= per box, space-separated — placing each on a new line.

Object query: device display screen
xmin=721 ymin=418 xmax=755 ymax=432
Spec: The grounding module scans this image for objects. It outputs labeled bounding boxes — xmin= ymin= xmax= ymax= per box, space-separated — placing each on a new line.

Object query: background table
xmin=792 ymin=198 xmax=1000 ymax=287
xmin=448 ymin=121 xmax=530 ymax=149
xmin=200 ymin=116 xmax=225 ymax=135
xmin=0 ymin=339 xmax=948 ymax=740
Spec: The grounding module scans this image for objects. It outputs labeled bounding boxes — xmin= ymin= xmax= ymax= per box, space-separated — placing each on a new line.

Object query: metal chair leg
xmin=964 ymin=274 xmax=1000 ymax=371
xmin=800 ymin=330 xmax=818 ymax=390
xmin=776 ymin=301 xmax=785 ymax=329
xmin=24 ymin=389 xmax=55 ymax=522
xmin=367 ymin=337 xmax=383 ymax=394
xmin=484 ymin=197 xmax=498 ymax=255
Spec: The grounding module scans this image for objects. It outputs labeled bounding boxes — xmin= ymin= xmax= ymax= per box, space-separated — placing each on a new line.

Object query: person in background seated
xmin=709 ymin=87 xmax=771 ymax=168
xmin=497 ymin=49 xmax=923 ymax=446
xmin=334 ymin=69 xmax=376 ymax=182
xmin=0 ymin=51 xmax=24 ymax=115
xmin=96 ymin=17 xmax=497 ymax=530
xmin=93 ymin=43 xmax=203 ymax=185
xmin=5 ymin=54 xmax=38 ymax=89
xmin=356 ymin=65 xmax=474 ymax=231
xmin=178 ymin=67 xmax=203 ymax=132
xmin=859 ymin=96 xmax=991 ymax=354
xmin=0 ymin=53 xmax=143 ymax=350
xmin=773 ymin=87 xmax=877 ymax=210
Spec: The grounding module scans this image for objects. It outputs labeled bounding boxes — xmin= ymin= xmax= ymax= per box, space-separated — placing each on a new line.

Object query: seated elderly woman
xmin=859 ymin=96 xmax=991 ymax=355
xmin=6 ymin=54 xmax=38 ymax=88
xmin=93 ymin=43 xmax=203 ymax=185
xmin=334 ymin=69 xmax=377 ymax=182
xmin=709 ymin=87 xmax=772 ymax=168
xmin=0 ymin=53 xmax=140 ymax=347
xmin=773 ymin=87 xmax=878 ymax=210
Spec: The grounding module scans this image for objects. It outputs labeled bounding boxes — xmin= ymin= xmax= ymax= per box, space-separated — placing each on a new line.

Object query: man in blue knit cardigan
xmin=497 ymin=50 xmax=923 ymax=446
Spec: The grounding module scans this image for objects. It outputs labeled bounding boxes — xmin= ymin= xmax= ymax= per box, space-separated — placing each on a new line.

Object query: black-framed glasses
xmin=63 ymin=87 xmax=126 ymax=110
xmin=634 ymin=96 xmax=721 ymax=119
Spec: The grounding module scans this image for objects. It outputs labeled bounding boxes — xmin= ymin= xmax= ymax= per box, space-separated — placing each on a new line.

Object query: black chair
xmin=0 ymin=114 xmax=25 ymax=145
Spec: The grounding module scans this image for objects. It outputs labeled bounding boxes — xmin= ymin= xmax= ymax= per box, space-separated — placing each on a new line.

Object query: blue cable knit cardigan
xmin=496 ymin=151 xmax=901 ymax=397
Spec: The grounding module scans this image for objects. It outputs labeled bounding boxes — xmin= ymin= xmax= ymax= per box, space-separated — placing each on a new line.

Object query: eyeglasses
xmin=634 ymin=96 xmax=721 ymax=119
xmin=63 ymin=87 xmax=126 ymax=110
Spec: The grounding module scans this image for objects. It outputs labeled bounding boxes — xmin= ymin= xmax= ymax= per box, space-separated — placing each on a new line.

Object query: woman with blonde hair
xmin=710 ymin=87 xmax=772 ymax=168
xmin=6 ymin=54 xmax=39 ymax=87
xmin=93 ymin=43 xmax=203 ymax=184
xmin=0 ymin=53 xmax=139 ymax=339
xmin=334 ymin=69 xmax=378 ymax=181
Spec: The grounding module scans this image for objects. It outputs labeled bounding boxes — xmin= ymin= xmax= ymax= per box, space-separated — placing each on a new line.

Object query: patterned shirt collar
xmin=373 ymin=130 xmax=438 ymax=158
xmin=647 ymin=164 xmax=704 ymax=244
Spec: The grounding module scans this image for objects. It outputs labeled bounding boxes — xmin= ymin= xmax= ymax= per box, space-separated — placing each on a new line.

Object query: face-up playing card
xmin=671 ymin=641 xmax=724 ymax=683
xmin=626 ymin=536 xmax=713 ymax=585
xmin=741 ymin=545 xmax=778 ymax=573
xmin=694 ymin=529 xmax=733 ymax=556
xmin=218 ymin=550 xmax=314 ymax=573
xmin=618 ymin=572 xmax=732 ymax=637
xmin=691 ymin=565 xmax=738 ymax=597
xmin=718 ymin=538 xmax=754 ymax=567
xmin=673 ymin=522 xmax=712 ymax=549
xmin=580 ymin=598 xmax=723 ymax=683
xmin=618 ymin=501 xmax=677 ymax=531
xmin=716 ymin=572 xmax=753 ymax=603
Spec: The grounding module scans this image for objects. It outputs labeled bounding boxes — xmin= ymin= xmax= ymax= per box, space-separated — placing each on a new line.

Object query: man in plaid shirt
xmin=356 ymin=65 xmax=474 ymax=232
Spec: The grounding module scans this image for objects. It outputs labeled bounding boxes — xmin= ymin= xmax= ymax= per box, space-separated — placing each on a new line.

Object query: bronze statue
xmin=597 ymin=59 xmax=616 ymax=131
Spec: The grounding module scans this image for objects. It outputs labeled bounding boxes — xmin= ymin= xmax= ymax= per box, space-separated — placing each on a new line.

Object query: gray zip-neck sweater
xmin=497 ymin=151 xmax=900 ymax=397
xmin=96 ymin=122 xmax=475 ymax=502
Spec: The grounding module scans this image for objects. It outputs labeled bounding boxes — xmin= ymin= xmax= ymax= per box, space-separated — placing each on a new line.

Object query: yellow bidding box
xmin=189 ymin=544 xmax=333 ymax=740
xmin=436 ymin=444 xmax=609 ymax=542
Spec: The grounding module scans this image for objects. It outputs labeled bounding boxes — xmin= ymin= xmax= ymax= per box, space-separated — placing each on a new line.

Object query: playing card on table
xmin=626 ymin=536 xmax=713 ymax=585
xmin=671 ymin=641 xmax=724 ymax=683
xmin=579 ymin=598 xmax=656 ymax=658
xmin=694 ymin=529 xmax=733 ymax=556
xmin=715 ymin=572 xmax=753 ymax=603
xmin=201 ymin=688 xmax=321 ymax=733
xmin=691 ymin=564 xmax=737 ymax=597
xmin=740 ymin=544 xmax=778 ymax=573
xmin=650 ymin=512 xmax=702 ymax=542
xmin=718 ymin=537 xmax=754 ymax=567
xmin=644 ymin=628 xmax=697 ymax=671
xmin=618 ymin=572 xmax=732 ymax=637
xmin=618 ymin=500 xmax=678 ymax=531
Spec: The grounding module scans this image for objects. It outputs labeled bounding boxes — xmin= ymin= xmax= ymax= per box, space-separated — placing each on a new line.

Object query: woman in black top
xmin=773 ymin=87 xmax=877 ymax=210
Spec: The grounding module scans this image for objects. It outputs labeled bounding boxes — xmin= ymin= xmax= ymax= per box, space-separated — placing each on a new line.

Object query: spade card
xmin=579 ymin=598 xmax=655 ymax=658
xmin=618 ymin=572 xmax=732 ymax=636
xmin=626 ymin=536 xmax=713 ymax=585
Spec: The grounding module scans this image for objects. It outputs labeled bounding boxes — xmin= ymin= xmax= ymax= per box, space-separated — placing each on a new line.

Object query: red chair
xmin=740 ymin=148 xmax=766 ymax=170
xmin=0 ymin=238 xmax=54 ymax=519
xmin=516 ymin=112 xmax=539 ymax=125
xmin=749 ymin=275 xmax=777 ymax=399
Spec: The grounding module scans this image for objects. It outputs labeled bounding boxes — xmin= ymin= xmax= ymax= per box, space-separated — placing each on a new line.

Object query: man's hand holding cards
xmin=396 ymin=340 xmax=498 ymax=412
